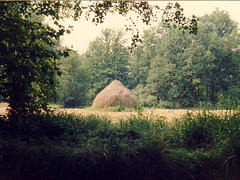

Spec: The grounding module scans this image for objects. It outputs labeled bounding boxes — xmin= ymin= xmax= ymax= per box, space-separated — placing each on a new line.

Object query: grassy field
xmin=55 ymin=108 xmax=191 ymax=123
xmin=0 ymin=103 xmax=188 ymax=122
xmin=0 ymin=103 xmax=230 ymax=123
xmin=0 ymin=103 xmax=8 ymax=114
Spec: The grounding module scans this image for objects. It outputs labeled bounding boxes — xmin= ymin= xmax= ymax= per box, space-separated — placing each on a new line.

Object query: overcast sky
xmin=58 ymin=1 xmax=240 ymax=54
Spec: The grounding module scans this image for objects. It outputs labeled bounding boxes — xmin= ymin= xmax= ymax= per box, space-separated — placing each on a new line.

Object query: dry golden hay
xmin=92 ymin=80 xmax=137 ymax=108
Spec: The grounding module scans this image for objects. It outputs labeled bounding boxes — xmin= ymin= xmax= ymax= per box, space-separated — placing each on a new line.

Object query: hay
xmin=92 ymin=80 xmax=137 ymax=108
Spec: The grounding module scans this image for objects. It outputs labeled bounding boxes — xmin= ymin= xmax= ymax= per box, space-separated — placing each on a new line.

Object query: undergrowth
xmin=0 ymin=110 xmax=240 ymax=179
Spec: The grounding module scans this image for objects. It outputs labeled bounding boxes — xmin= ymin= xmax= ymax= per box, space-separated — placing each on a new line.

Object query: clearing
xmin=0 ymin=103 xmax=229 ymax=123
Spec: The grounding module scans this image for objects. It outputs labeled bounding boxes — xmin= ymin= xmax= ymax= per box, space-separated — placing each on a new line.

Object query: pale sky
xmin=58 ymin=1 xmax=240 ymax=54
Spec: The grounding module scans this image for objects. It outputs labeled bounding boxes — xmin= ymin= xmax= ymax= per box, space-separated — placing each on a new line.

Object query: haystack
xmin=92 ymin=80 xmax=137 ymax=108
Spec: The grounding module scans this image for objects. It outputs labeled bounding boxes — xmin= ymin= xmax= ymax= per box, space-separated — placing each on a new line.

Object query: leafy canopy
xmin=133 ymin=9 xmax=240 ymax=108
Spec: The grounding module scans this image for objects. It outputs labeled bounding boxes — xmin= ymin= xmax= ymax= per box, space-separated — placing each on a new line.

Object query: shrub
xmin=1 ymin=110 xmax=240 ymax=179
xmin=157 ymin=100 xmax=175 ymax=109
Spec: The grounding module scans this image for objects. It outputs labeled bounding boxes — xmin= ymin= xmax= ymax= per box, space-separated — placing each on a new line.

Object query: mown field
xmin=0 ymin=103 xmax=230 ymax=123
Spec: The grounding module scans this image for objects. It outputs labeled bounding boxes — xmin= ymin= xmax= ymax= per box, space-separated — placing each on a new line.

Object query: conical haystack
xmin=92 ymin=80 xmax=137 ymax=108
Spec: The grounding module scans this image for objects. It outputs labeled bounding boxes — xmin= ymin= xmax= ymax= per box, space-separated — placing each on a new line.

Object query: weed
xmin=0 ymin=109 xmax=240 ymax=179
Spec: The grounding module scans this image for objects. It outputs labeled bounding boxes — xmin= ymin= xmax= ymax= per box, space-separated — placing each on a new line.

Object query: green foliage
xmin=0 ymin=2 xmax=68 ymax=119
xmin=135 ymin=104 xmax=144 ymax=113
xmin=1 ymin=109 xmax=240 ymax=179
xmin=108 ymin=100 xmax=125 ymax=112
xmin=168 ymin=110 xmax=240 ymax=179
xmin=171 ymin=111 xmax=216 ymax=149
xmin=85 ymin=28 xmax=131 ymax=98
xmin=57 ymin=52 xmax=91 ymax=108
xmin=132 ymin=9 xmax=240 ymax=108
xmin=133 ymin=84 xmax=158 ymax=107
xmin=170 ymin=110 xmax=240 ymax=157
xmin=0 ymin=113 xmax=173 ymax=179
xmin=216 ymin=94 xmax=240 ymax=110
xmin=129 ymin=27 xmax=160 ymax=87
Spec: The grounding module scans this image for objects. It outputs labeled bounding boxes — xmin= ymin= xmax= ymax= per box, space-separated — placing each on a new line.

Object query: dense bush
xmin=0 ymin=110 xmax=240 ymax=179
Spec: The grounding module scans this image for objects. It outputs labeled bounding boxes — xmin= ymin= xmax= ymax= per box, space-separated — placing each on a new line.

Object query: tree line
xmin=58 ymin=9 xmax=240 ymax=109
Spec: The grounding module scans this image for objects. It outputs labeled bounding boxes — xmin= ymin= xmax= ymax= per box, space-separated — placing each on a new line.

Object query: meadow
xmin=0 ymin=103 xmax=232 ymax=123
xmin=0 ymin=103 xmax=190 ymax=122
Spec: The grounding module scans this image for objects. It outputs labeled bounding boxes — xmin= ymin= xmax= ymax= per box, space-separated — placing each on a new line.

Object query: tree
xmin=57 ymin=52 xmax=90 ymax=108
xmin=134 ymin=9 xmax=240 ymax=108
xmin=197 ymin=9 xmax=240 ymax=103
xmin=0 ymin=2 xmax=67 ymax=119
xmin=85 ymin=28 xmax=130 ymax=98
xmin=129 ymin=26 xmax=161 ymax=87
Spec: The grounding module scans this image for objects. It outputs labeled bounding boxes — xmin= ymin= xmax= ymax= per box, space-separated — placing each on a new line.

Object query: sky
xmin=58 ymin=1 xmax=240 ymax=54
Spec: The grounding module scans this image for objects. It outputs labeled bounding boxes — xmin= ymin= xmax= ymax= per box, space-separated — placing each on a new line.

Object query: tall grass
xmin=168 ymin=110 xmax=240 ymax=179
xmin=0 ymin=109 xmax=240 ymax=179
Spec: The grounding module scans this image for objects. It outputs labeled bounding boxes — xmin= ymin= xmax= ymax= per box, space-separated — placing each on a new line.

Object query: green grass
xmin=91 ymin=104 xmax=143 ymax=112
xmin=0 ymin=109 xmax=240 ymax=179
xmin=48 ymin=103 xmax=63 ymax=108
